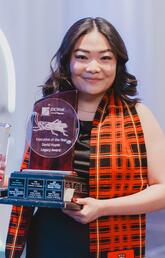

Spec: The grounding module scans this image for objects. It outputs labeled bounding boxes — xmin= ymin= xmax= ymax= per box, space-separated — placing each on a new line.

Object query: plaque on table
xmin=0 ymin=90 xmax=88 ymax=210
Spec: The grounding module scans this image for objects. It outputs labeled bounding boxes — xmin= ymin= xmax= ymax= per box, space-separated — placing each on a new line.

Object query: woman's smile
xmin=82 ymin=77 xmax=103 ymax=83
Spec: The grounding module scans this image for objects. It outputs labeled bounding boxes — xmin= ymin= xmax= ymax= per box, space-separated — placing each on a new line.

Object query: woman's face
xmin=70 ymin=29 xmax=117 ymax=98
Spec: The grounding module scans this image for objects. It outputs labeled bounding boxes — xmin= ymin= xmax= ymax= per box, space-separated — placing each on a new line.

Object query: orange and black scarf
xmin=5 ymin=92 xmax=148 ymax=258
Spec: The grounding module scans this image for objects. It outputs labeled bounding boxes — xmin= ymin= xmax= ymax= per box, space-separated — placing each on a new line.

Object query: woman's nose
xmin=85 ymin=59 xmax=101 ymax=73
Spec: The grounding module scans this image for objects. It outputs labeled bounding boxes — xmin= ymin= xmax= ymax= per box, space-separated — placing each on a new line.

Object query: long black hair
xmin=42 ymin=17 xmax=139 ymax=104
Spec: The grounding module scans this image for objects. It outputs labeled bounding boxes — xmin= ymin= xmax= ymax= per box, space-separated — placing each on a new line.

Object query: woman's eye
xmin=101 ymin=56 xmax=112 ymax=60
xmin=75 ymin=55 xmax=88 ymax=60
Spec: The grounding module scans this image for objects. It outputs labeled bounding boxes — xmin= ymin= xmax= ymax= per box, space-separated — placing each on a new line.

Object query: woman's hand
xmin=62 ymin=197 xmax=103 ymax=224
xmin=0 ymin=170 xmax=8 ymax=188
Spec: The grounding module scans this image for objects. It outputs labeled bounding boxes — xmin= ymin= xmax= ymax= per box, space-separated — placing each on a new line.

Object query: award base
xmin=0 ymin=170 xmax=88 ymax=210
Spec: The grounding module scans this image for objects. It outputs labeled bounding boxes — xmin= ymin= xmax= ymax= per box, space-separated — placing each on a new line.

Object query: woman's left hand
xmin=62 ymin=197 xmax=102 ymax=224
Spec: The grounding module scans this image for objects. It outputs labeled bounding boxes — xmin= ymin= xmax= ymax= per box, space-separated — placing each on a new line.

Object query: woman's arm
xmin=63 ymin=103 xmax=165 ymax=223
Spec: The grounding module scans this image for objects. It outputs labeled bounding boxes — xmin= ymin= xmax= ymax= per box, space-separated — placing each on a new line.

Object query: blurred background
xmin=0 ymin=0 xmax=165 ymax=257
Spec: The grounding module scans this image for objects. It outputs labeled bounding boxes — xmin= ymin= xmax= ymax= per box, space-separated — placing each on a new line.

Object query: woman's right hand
xmin=0 ymin=170 xmax=8 ymax=188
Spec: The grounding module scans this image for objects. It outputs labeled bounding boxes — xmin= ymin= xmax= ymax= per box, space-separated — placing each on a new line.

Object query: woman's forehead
xmin=73 ymin=30 xmax=112 ymax=52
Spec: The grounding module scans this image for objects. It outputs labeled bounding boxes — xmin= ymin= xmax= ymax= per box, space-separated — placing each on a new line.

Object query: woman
xmin=5 ymin=17 xmax=165 ymax=258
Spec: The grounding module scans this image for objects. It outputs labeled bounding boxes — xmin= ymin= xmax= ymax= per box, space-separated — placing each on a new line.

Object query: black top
xmin=26 ymin=121 xmax=92 ymax=258
xmin=74 ymin=120 xmax=93 ymax=176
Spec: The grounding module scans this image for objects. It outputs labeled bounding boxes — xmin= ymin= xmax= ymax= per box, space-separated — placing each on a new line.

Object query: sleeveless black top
xmin=26 ymin=121 xmax=92 ymax=258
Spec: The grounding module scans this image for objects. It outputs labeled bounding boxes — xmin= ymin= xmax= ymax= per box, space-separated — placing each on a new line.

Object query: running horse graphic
xmin=32 ymin=113 xmax=68 ymax=136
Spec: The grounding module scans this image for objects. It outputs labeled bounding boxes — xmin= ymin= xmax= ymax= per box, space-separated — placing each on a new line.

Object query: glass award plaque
xmin=27 ymin=96 xmax=79 ymax=158
xmin=0 ymin=90 xmax=88 ymax=209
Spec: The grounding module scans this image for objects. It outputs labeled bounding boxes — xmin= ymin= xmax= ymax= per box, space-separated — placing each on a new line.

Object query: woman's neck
xmin=77 ymin=92 xmax=104 ymax=121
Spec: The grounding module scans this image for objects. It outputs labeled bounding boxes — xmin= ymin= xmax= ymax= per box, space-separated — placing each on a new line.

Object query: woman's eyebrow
xmin=99 ymin=49 xmax=113 ymax=53
xmin=73 ymin=48 xmax=113 ymax=53
xmin=73 ymin=48 xmax=90 ymax=53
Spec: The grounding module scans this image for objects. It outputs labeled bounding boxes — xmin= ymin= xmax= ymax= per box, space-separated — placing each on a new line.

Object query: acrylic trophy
xmin=0 ymin=91 xmax=88 ymax=209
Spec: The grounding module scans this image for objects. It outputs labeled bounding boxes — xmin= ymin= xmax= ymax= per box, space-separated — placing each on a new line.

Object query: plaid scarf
xmin=89 ymin=93 xmax=148 ymax=258
xmin=5 ymin=92 xmax=148 ymax=258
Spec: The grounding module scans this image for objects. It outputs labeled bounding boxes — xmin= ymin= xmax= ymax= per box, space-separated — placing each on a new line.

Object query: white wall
xmin=0 ymin=0 xmax=165 ymax=255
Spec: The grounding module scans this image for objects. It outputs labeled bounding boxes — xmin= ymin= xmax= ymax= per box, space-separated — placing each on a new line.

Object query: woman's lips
xmin=83 ymin=77 xmax=102 ymax=83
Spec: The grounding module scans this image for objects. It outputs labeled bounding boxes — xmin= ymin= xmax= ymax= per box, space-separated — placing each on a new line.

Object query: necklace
xmin=78 ymin=108 xmax=96 ymax=113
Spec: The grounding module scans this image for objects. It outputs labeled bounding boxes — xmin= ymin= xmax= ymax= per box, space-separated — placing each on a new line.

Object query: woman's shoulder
xmin=135 ymin=102 xmax=152 ymax=116
xmin=135 ymin=102 xmax=165 ymax=143
xmin=135 ymin=102 xmax=159 ymax=124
